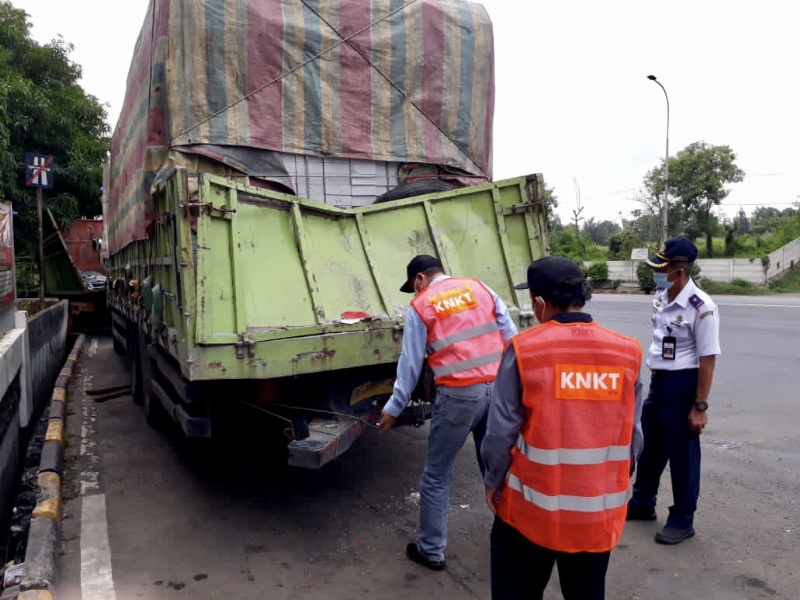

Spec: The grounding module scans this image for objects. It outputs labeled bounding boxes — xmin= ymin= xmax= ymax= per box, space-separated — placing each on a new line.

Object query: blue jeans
xmin=417 ymin=382 xmax=492 ymax=562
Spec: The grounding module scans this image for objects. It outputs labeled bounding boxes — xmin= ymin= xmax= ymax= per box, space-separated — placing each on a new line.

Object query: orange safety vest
xmin=497 ymin=319 xmax=641 ymax=553
xmin=411 ymin=277 xmax=505 ymax=387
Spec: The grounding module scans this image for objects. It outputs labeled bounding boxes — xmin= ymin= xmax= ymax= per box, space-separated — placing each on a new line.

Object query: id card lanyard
xmin=662 ymin=325 xmax=676 ymax=360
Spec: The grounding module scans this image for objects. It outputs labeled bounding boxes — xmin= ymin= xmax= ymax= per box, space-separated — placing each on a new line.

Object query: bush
xmin=608 ymin=231 xmax=638 ymax=260
xmin=636 ymin=261 xmax=656 ymax=293
xmin=701 ymin=278 xmax=768 ymax=295
xmin=585 ymin=261 xmax=609 ymax=283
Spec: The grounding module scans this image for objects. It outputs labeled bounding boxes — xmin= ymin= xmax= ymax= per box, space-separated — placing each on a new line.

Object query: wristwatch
xmin=693 ymin=401 xmax=709 ymax=412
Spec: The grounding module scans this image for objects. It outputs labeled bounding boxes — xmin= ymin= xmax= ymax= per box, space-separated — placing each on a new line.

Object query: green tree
xmin=607 ymin=229 xmax=640 ymax=260
xmin=650 ymin=142 xmax=745 ymax=257
xmin=544 ymin=185 xmax=559 ymax=231
xmin=751 ymin=206 xmax=781 ymax=226
xmin=0 ymin=1 xmax=109 ymax=262
xmin=581 ymin=218 xmax=621 ymax=246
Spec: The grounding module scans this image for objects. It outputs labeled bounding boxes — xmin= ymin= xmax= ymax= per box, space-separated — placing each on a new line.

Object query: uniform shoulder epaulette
xmin=689 ymin=294 xmax=704 ymax=310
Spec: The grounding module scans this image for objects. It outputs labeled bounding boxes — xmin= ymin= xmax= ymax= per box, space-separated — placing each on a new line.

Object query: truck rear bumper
xmin=287 ymin=418 xmax=368 ymax=469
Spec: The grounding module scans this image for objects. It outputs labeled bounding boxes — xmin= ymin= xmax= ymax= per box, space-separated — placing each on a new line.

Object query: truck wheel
xmin=112 ymin=331 xmax=126 ymax=356
xmin=130 ymin=332 xmax=145 ymax=406
xmin=374 ymin=180 xmax=457 ymax=203
xmin=131 ymin=331 xmax=169 ymax=429
xmin=144 ymin=386 xmax=170 ymax=430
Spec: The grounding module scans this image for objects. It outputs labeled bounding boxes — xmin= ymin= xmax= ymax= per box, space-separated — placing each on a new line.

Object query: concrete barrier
xmin=0 ymin=311 xmax=33 ymax=560
xmin=18 ymin=335 xmax=85 ymax=597
xmin=591 ymin=237 xmax=800 ymax=286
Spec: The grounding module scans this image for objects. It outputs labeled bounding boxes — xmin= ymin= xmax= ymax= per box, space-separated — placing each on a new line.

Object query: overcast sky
xmin=14 ymin=0 xmax=800 ymax=224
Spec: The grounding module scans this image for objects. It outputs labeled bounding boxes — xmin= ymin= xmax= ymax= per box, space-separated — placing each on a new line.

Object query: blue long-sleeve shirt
xmin=481 ymin=312 xmax=644 ymax=490
xmin=383 ymin=275 xmax=518 ymax=418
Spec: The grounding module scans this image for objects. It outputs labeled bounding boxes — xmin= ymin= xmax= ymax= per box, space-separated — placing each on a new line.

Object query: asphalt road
xmin=57 ymin=294 xmax=800 ymax=600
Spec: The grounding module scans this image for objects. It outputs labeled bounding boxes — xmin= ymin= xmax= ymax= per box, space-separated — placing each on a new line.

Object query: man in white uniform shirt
xmin=626 ymin=236 xmax=721 ymax=545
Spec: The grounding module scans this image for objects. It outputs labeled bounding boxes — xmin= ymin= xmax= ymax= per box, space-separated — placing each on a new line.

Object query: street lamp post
xmin=648 ymin=74 xmax=670 ymax=244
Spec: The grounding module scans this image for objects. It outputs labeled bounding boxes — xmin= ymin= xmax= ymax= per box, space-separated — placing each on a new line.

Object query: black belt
xmin=650 ymin=368 xmax=698 ymax=376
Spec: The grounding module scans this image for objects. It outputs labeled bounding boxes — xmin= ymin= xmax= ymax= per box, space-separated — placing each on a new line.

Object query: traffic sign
xmin=25 ymin=153 xmax=54 ymax=188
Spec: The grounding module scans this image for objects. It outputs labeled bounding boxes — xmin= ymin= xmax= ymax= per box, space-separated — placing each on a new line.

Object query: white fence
xmin=591 ymin=236 xmax=800 ymax=285
xmin=765 ymin=237 xmax=800 ymax=281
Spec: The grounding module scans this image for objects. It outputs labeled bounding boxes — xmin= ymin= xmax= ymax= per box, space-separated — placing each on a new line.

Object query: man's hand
xmin=378 ymin=409 xmax=397 ymax=435
xmin=485 ymin=487 xmax=500 ymax=515
xmin=688 ymin=407 xmax=708 ymax=434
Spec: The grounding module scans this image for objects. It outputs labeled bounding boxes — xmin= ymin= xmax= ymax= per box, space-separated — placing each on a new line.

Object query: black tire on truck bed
xmin=374 ymin=180 xmax=458 ymax=203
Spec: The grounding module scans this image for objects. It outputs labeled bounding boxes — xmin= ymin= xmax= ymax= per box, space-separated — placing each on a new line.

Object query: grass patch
xmin=699 ymin=278 xmax=769 ymax=295
xmin=769 ymin=266 xmax=800 ymax=293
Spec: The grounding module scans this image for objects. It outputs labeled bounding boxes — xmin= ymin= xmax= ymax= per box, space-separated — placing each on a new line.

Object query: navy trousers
xmin=630 ymin=368 xmax=701 ymax=529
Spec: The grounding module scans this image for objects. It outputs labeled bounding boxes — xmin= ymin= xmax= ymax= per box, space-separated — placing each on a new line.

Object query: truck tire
xmin=130 ymin=335 xmax=144 ymax=406
xmin=374 ymin=180 xmax=458 ymax=203
xmin=113 ymin=335 xmax=125 ymax=356
xmin=144 ymin=385 xmax=170 ymax=430
xmin=130 ymin=328 xmax=169 ymax=428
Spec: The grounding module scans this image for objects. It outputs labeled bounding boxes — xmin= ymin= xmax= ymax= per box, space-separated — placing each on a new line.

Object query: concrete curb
xmin=18 ymin=335 xmax=86 ymax=597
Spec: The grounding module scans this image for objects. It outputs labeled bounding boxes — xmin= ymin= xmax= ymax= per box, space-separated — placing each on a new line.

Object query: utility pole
xmin=24 ymin=153 xmax=54 ymax=310
xmin=648 ymin=75 xmax=670 ymax=244
xmin=37 ymin=186 xmax=44 ymax=309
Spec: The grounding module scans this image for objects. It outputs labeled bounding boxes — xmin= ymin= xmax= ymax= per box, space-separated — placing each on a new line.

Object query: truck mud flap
xmin=287 ymin=419 xmax=368 ymax=469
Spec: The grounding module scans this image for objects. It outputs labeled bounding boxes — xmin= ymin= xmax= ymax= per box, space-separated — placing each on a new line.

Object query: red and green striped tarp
xmin=107 ymin=0 xmax=495 ymax=253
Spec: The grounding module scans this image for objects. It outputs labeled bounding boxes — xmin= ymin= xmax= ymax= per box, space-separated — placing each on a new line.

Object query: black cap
xmin=645 ymin=236 xmax=698 ymax=269
xmin=400 ymin=254 xmax=444 ymax=293
xmin=514 ymin=256 xmax=584 ymax=299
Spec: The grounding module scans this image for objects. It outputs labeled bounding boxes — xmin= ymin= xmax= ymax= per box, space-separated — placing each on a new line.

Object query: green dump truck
xmin=105 ymin=0 xmax=548 ymax=467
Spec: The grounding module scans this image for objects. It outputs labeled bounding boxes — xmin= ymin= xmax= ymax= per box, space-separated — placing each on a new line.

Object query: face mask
xmin=654 ymin=269 xmax=680 ymax=290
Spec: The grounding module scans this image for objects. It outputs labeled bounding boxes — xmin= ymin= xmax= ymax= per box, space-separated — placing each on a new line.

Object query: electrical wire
xmin=271 ymin=403 xmax=380 ymax=429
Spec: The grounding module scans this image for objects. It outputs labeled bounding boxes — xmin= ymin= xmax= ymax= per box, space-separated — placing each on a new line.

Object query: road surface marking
xmin=719 ymin=303 xmax=800 ymax=308
xmin=81 ymin=494 xmax=116 ymax=600
xmin=79 ymin=337 xmax=116 ymax=599
xmin=593 ymin=297 xmax=800 ymax=308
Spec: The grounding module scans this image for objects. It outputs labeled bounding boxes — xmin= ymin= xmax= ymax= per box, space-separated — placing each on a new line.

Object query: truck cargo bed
xmin=109 ymin=170 xmax=547 ymax=382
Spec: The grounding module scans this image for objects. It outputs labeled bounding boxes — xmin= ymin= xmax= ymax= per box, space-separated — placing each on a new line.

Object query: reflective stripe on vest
xmin=411 ymin=277 xmax=504 ymax=386
xmin=506 ymin=473 xmax=629 ymax=513
xmin=516 ymin=436 xmax=630 ymax=466
xmin=431 ymin=351 xmax=503 ymax=378
xmin=427 ymin=321 xmax=500 ymax=353
xmin=497 ymin=319 xmax=642 ymax=552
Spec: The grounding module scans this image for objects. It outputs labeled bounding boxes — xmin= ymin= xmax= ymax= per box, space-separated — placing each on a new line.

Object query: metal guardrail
xmin=26 ymin=301 xmax=69 ymax=413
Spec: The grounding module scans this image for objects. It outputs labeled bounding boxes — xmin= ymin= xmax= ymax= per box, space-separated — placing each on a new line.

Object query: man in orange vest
xmin=482 ymin=257 xmax=643 ymax=600
xmin=379 ymin=254 xmax=517 ymax=571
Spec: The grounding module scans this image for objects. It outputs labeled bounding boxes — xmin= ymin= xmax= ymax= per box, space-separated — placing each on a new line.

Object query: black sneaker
xmin=626 ymin=504 xmax=657 ymax=521
xmin=655 ymin=525 xmax=695 ymax=545
xmin=406 ymin=543 xmax=446 ymax=571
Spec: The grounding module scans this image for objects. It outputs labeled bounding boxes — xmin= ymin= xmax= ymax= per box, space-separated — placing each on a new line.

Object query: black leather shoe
xmin=406 ymin=543 xmax=446 ymax=571
xmin=626 ymin=504 xmax=657 ymax=521
xmin=654 ymin=525 xmax=695 ymax=545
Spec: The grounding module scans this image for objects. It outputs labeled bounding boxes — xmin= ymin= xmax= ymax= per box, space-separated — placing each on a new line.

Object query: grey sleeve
xmin=481 ymin=344 xmax=525 ymax=490
xmin=631 ymin=374 xmax=644 ymax=462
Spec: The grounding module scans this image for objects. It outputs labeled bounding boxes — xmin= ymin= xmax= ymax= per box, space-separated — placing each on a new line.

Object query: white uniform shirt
xmin=647 ymin=278 xmax=721 ymax=370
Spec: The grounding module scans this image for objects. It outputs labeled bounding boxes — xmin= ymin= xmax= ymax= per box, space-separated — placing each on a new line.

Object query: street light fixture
xmin=648 ymin=74 xmax=670 ymax=244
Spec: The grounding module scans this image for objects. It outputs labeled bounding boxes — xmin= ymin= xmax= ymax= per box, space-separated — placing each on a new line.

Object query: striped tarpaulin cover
xmin=107 ymin=0 xmax=495 ymax=253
